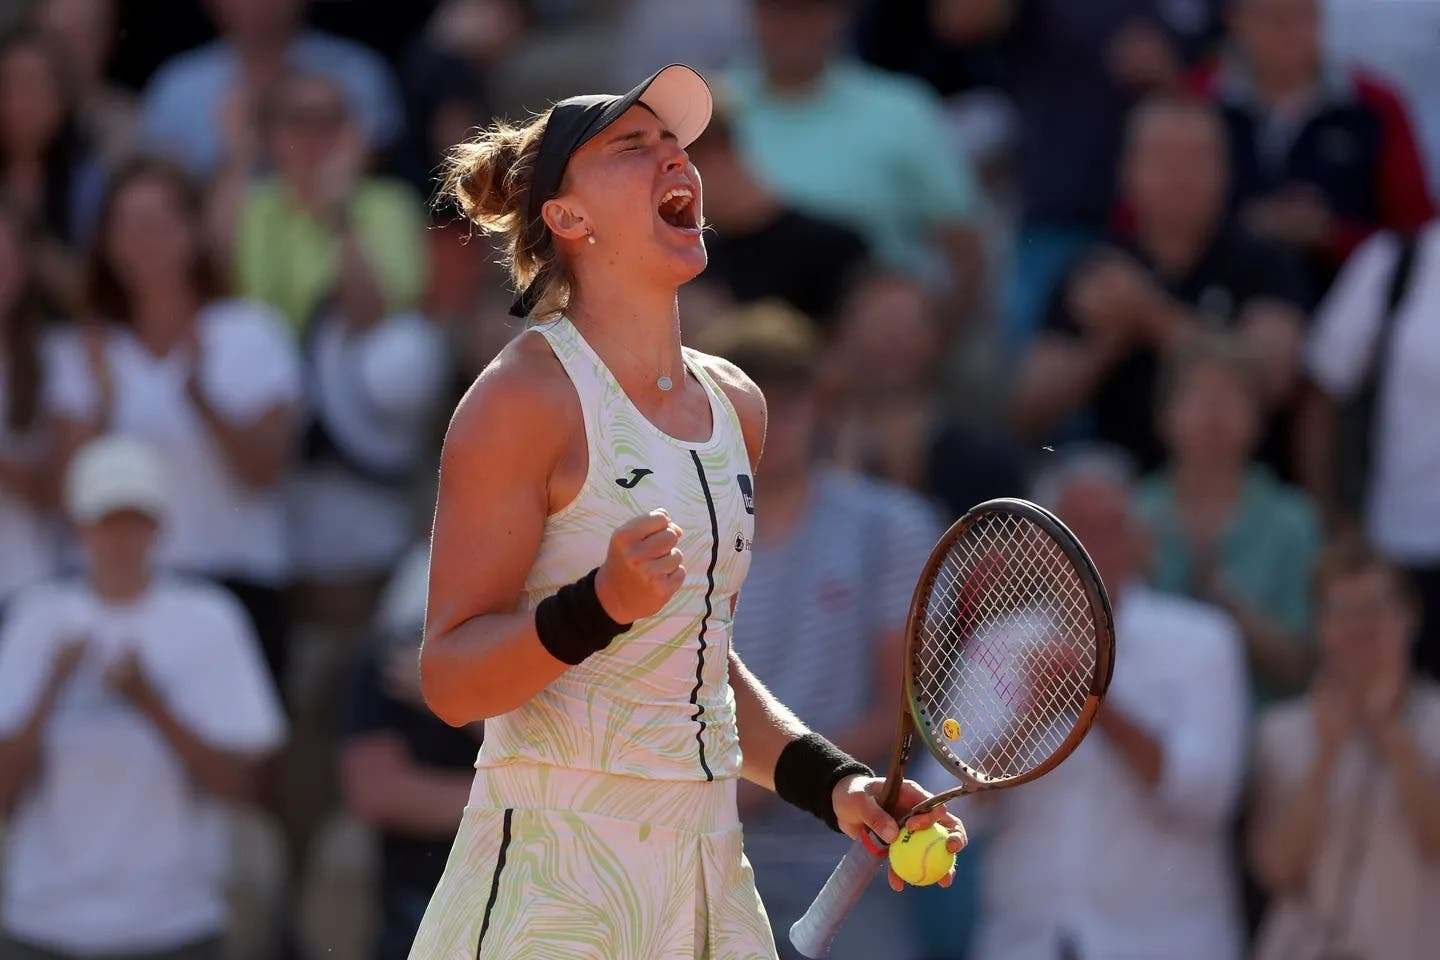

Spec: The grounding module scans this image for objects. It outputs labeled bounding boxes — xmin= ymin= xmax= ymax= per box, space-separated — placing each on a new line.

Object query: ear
xmin=541 ymin=198 xmax=589 ymax=243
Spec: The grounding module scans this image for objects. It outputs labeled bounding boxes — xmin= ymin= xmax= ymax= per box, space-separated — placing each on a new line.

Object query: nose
xmin=660 ymin=139 xmax=688 ymax=173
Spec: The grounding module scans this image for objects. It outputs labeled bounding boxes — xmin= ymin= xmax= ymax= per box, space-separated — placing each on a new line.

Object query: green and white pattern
xmin=477 ymin=317 xmax=755 ymax=783
xmin=408 ymin=319 xmax=773 ymax=958
xmin=409 ymin=764 xmax=778 ymax=959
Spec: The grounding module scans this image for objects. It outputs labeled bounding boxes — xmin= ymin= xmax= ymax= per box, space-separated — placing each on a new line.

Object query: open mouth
xmin=657 ymin=186 xmax=699 ymax=231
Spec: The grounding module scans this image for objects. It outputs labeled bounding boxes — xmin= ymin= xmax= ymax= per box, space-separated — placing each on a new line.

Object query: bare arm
xmin=420 ymin=336 xmax=686 ymax=726
xmin=136 ymin=693 xmax=268 ymax=802
xmin=1295 ymin=383 xmax=1343 ymax=526
xmin=1011 ymin=335 xmax=1124 ymax=439
xmin=1250 ymin=747 xmax=1339 ymax=894
xmin=419 ymin=339 xmax=580 ymax=727
xmin=185 ymin=391 xmax=297 ymax=490
xmin=105 ymin=651 xmax=268 ymax=803
xmin=731 ymin=650 xmax=809 ymax=791
xmin=341 ymin=732 xmax=474 ymax=836
xmin=1209 ymin=590 xmax=1314 ymax=696
xmin=1379 ymin=722 xmax=1440 ymax=860
xmin=1094 ymin=704 xmax=1163 ymax=788
xmin=0 ymin=644 xmax=83 ymax=813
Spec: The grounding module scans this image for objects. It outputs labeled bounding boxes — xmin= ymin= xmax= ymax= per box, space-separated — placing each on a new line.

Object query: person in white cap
xmin=0 ymin=435 xmax=286 ymax=960
xmin=410 ymin=64 xmax=963 ymax=959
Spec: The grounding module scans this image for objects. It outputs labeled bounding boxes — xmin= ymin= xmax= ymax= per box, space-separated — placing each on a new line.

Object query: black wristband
xmin=534 ymin=568 xmax=631 ymax=666
xmin=774 ymin=733 xmax=873 ymax=834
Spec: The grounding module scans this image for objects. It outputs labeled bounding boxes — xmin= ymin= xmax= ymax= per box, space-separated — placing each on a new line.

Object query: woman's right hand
xmin=594 ymin=509 xmax=686 ymax=623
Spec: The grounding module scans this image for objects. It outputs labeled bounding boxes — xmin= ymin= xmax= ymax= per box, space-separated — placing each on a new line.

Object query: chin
xmin=654 ymin=237 xmax=709 ymax=286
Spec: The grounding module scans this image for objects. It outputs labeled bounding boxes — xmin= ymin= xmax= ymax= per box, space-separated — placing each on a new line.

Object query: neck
xmin=233 ymin=32 xmax=290 ymax=79
xmin=1251 ymin=63 xmax=1317 ymax=108
xmin=90 ymin=566 xmax=150 ymax=604
xmin=567 ymin=281 xmax=684 ymax=392
xmin=755 ymin=467 xmax=812 ymax=540
xmin=1172 ymin=460 xmax=1246 ymax=502
xmin=129 ymin=284 xmax=197 ymax=354
xmin=1137 ymin=217 xmax=1214 ymax=276
xmin=764 ymin=63 xmax=827 ymax=97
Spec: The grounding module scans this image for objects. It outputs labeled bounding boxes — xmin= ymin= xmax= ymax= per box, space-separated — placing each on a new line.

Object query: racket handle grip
xmin=788 ymin=834 xmax=886 ymax=958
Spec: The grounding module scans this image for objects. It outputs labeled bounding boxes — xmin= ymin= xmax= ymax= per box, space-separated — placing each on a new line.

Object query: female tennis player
xmin=411 ymin=64 xmax=964 ymax=959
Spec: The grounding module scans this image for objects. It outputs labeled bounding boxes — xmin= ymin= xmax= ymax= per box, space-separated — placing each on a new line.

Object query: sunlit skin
xmin=541 ymin=105 xmax=708 ymax=300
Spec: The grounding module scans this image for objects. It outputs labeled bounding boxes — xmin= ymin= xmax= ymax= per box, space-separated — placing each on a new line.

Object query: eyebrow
xmin=604 ymin=127 xmax=679 ymax=148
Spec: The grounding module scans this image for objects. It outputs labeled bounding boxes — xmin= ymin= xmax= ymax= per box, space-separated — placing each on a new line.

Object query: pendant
xmin=657 ymin=375 xmax=674 ymax=392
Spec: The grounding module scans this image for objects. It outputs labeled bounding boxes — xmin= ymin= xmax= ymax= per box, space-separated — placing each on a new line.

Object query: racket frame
xmin=900 ymin=498 xmax=1115 ymax=815
xmin=790 ymin=498 xmax=1116 ymax=959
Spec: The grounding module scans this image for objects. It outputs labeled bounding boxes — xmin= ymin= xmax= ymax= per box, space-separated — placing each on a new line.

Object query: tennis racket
xmin=789 ymin=497 xmax=1116 ymax=958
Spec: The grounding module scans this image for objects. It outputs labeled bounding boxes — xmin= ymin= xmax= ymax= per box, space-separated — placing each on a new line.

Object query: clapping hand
xmin=106 ymin=649 xmax=159 ymax=711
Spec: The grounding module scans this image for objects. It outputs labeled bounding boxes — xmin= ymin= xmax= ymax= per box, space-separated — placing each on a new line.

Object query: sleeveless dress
xmin=408 ymin=318 xmax=778 ymax=960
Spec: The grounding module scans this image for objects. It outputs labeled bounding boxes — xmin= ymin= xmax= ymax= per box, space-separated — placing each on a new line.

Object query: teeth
xmin=660 ymin=187 xmax=694 ymax=206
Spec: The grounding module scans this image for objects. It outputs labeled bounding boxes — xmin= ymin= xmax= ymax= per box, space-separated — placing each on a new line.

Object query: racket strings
xmin=912 ymin=513 xmax=1097 ymax=784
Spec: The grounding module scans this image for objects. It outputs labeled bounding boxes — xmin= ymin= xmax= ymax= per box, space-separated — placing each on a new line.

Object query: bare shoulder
xmin=443 ymin=329 xmax=579 ymax=471
xmin=688 ymin=348 xmax=767 ymax=469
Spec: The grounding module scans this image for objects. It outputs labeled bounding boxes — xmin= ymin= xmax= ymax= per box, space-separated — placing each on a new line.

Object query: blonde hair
xmin=442 ymin=109 xmax=571 ymax=318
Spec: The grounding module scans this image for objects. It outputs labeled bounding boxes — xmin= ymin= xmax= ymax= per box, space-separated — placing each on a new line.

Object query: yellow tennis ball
xmin=887 ymin=822 xmax=956 ymax=887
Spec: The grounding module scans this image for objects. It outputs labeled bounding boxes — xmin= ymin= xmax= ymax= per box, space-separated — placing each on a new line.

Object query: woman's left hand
xmin=831 ymin=774 xmax=968 ymax=891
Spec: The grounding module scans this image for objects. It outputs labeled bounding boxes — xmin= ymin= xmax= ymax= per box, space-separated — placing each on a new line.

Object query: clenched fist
xmin=594 ymin=509 xmax=686 ymax=623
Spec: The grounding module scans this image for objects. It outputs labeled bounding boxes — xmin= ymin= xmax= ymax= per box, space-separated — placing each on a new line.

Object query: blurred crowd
xmin=0 ymin=1 xmax=1437 ymax=959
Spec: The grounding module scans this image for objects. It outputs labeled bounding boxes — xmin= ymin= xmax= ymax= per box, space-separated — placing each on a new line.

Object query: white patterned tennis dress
xmin=407 ymin=317 xmax=777 ymax=960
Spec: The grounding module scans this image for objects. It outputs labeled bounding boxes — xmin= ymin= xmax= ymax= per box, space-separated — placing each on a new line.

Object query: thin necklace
xmin=574 ymin=319 xmax=679 ymax=392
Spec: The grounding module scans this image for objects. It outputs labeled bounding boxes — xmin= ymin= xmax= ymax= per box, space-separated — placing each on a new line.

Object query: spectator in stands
xmin=229 ymin=71 xmax=442 ymax=626
xmin=823 ymin=270 xmax=1024 ymax=511
xmin=1196 ymin=0 xmax=1435 ymax=291
xmin=1301 ymin=219 xmax=1440 ymax=681
xmin=1323 ymin=0 xmax=1440 ymax=198
xmin=35 ymin=0 xmax=137 ymax=169
xmin=686 ymin=98 xmax=868 ymax=330
xmin=618 ymin=0 xmax=752 ymax=80
xmin=1012 ymin=96 xmax=1309 ymax=473
xmin=395 ymin=1 xmax=512 ymax=202
xmin=0 ymin=29 xmax=102 ymax=306
xmin=341 ymin=543 xmax=481 ymax=960
xmin=0 ymin=203 xmax=60 ymax=610
xmin=727 ymin=0 xmax=982 ymax=296
xmin=929 ymin=0 xmax=1222 ymax=343
xmin=234 ymin=72 xmax=426 ymax=335
xmin=49 ymin=159 xmax=302 ymax=683
xmin=971 ymin=446 xmax=1247 ymax=959
xmin=0 ymin=435 xmax=286 ymax=960
xmin=1138 ymin=334 xmax=1321 ymax=704
xmin=1250 ymin=538 xmax=1440 ymax=960
xmin=697 ymin=302 xmax=941 ymax=958
xmin=139 ymin=0 xmax=403 ymax=178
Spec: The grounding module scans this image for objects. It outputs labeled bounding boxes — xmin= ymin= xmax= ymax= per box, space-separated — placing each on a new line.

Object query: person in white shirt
xmin=48 ymin=159 xmax=302 ymax=682
xmin=1304 ymin=219 xmax=1440 ymax=681
xmin=969 ymin=447 xmax=1249 ymax=960
xmin=0 ymin=435 xmax=287 ymax=960
xmin=1250 ymin=538 xmax=1440 ymax=960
